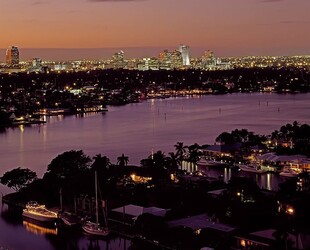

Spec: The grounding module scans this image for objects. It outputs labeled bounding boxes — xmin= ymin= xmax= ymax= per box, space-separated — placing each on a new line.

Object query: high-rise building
xmin=32 ymin=58 xmax=42 ymax=68
xmin=179 ymin=44 xmax=190 ymax=66
xmin=202 ymin=50 xmax=216 ymax=68
xmin=158 ymin=49 xmax=172 ymax=69
xmin=6 ymin=46 xmax=20 ymax=65
xmin=158 ymin=49 xmax=183 ymax=69
xmin=112 ymin=50 xmax=125 ymax=69
xmin=171 ymin=50 xmax=183 ymax=69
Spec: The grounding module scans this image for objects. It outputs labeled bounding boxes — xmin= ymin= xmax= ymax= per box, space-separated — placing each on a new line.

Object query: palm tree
xmin=152 ymin=150 xmax=167 ymax=169
xmin=166 ymin=152 xmax=180 ymax=173
xmin=174 ymin=142 xmax=187 ymax=162
xmin=187 ymin=144 xmax=201 ymax=165
xmin=117 ymin=154 xmax=129 ymax=167
xmin=91 ymin=154 xmax=111 ymax=173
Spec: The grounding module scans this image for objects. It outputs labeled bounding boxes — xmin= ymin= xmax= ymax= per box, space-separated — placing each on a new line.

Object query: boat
xmin=82 ymin=221 xmax=109 ymax=236
xmin=238 ymin=164 xmax=267 ymax=174
xmin=82 ymin=171 xmax=110 ymax=237
xmin=60 ymin=212 xmax=80 ymax=227
xmin=279 ymin=167 xmax=299 ymax=178
xmin=197 ymin=158 xmax=226 ymax=167
xmin=22 ymin=201 xmax=58 ymax=223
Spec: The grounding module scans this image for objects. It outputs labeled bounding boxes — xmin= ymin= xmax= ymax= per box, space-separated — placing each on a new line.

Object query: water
xmin=0 ymin=93 xmax=309 ymax=178
xmin=0 ymin=93 xmax=309 ymax=249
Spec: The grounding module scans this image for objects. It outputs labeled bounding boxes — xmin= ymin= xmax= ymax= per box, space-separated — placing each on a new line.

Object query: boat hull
xmin=60 ymin=213 xmax=80 ymax=227
xmin=279 ymin=172 xmax=298 ymax=178
xmin=238 ymin=165 xmax=266 ymax=174
xmin=22 ymin=211 xmax=58 ymax=223
xmin=82 ymin=221 xmax=109 ymax=236
xmin=197 ymin=160 xmax=226 ymax=167
xmin=22 ymin=201 xmax=58 ymax=224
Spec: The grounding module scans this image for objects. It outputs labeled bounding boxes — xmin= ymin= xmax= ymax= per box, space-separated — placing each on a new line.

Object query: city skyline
xmin=1 ymin=0 xmax=309 ymax=59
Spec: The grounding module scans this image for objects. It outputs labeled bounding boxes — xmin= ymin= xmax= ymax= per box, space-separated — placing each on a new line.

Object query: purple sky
xmin=0 ymin=0 xmax=309 ymax=59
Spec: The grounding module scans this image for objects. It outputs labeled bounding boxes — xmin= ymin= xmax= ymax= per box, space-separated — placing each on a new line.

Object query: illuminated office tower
xmin=32 ymin=58 xmax=42 ymax=68
xmin=171 ymin=50 xmax=183 ymax=69
xmin=179 ymin=44 xmax=190 ymax=66
xmin=202 ymin=50 xmax=216 ymax=67
xmin=158 ymin=49 xmax=172 ymax=69
xmin=112 ymin=50 xmax=125 ymax=69
xmin=6 ymin=46 xmax=20 ymax=65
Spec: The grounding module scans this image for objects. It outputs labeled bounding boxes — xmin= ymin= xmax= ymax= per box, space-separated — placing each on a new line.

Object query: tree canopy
xmin=45 ymin=150 xmax=91 ymax=180
xmin=0 ymin=167 xmax=37 ymax=191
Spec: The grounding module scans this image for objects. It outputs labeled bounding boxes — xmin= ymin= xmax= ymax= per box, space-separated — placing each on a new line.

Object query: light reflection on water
xmin=201 ymin=166 xmax=282 ymax=191
xmin=0 ymin=202 xmax=132 ymax=250
xmin=23 ymin=220 xmax=58 ymax=235
xmin=0 ymin=93 xmax=309 ymax=179
xmin=0 ymin=93 xmax=309 ymax=248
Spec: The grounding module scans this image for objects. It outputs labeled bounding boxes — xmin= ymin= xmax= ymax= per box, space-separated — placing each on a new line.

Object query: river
xmin=0 ymin=93 xmax=309 ymax=249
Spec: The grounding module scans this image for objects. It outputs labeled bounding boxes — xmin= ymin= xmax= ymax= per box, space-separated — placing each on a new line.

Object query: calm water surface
xmin=1 ymin=93 xmax=309 ymax=178
xmin=0 ymin=93 xmax=309 ymax=249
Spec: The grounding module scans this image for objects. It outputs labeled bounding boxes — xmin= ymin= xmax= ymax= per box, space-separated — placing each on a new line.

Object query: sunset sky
xmin=1 ymin=0 xmax=309 ymax=58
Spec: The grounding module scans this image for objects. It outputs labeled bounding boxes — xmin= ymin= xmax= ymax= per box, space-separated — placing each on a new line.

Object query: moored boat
xmin=197 ymin=158 xmax=226 ymax=167
xmin=60 ymin=212 xmax=80 ymax=227
xmin=238 ymin=164 xmax=267 ymax=174
xmin=279 ymin=168 xmax=299 ymax=178
xmin=82 ymin=171 xmax=110 ymax=237
xmin=22 ymin=201 xmax=58 ymax=223
xmin=82 ymin=221 xmax=109 ymax=236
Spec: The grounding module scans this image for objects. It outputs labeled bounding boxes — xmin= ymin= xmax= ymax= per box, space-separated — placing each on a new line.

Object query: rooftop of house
xmin=167 ymin=213 xmax=236 ymax=233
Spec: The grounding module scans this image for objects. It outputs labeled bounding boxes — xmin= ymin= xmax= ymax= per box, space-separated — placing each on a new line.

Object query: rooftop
xmin=167 ymin=213 xmax=235 ymax=233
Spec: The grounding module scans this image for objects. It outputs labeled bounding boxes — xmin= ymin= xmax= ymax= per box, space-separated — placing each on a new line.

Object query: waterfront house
xmin=232 ymin=229 xmax=310 ymax=250
xmin=167 ymin=213 xmax=236 ymax=249
xmin=258 ymin=153 xmax=308 ymax=171
xmin=110 ymin=204 xmax=169 ymax=225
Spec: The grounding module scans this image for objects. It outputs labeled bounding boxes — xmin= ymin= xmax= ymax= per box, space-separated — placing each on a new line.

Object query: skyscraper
xmin=179 ymin=44 xmax=190 ymax=66
xmin=112 ymin=50 xmax=125 ymax=69
xmin=6 ymin=46 xmax=20 ymax=65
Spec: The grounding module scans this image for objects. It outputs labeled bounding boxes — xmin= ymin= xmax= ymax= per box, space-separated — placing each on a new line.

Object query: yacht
xmin=238 ymin=164 xmax=266 ymax=174
xmin=197 ymin=158 xmax=226 ymax=167
xmin=22 ymin=201 xmax=58 ymax=223
xmin=279 ymin=167 xmax=299 ymax=178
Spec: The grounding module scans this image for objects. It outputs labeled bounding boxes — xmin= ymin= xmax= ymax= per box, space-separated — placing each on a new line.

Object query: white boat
xmin=197 ymin=159 xmax=225 ymax=167
xmin=82 ymin=221 xmax=109 ymax=236
xmin=238 ymin=164 xmax=266 ymax=174
xmin=22 ymin=201 xmax=58 ymax=223
xmin=82 ymin=171 xmax=110 ymax=237
xmin=279 ymin=168 xmax=299 ymax=178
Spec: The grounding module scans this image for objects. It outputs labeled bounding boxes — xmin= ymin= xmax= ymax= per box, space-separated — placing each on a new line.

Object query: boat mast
xmin=95 ymin=171 xmax=99 ymax=227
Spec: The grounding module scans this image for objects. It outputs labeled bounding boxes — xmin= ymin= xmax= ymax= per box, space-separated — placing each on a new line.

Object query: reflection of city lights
xmin=19 ymin=125 xmax=24 ymax=133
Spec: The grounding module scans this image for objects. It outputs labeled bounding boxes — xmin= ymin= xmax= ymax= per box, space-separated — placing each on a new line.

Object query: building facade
xmin=179 ymin=44 xmax=190 ymax=66
xmin=6 ymin=46 xmax=20 ymax=65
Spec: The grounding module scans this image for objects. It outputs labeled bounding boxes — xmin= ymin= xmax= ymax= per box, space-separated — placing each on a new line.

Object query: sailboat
xmin=82 ymin=171 xmax=110 ymax=236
